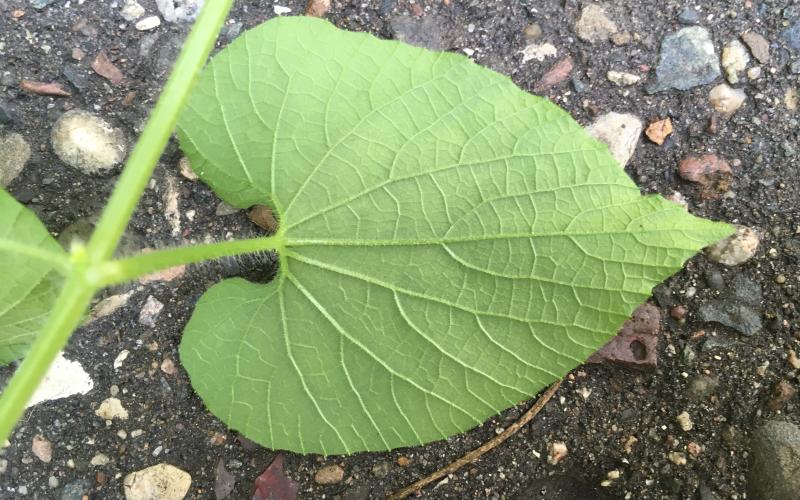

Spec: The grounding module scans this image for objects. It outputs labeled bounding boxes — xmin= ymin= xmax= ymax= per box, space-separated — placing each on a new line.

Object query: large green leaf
xmin=0 ymin=190 xmax=65 ymax=364
xmin=177 ymin=16 xmax=732 ymax=454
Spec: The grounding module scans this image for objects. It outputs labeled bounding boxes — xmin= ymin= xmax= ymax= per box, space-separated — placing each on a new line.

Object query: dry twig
xmin=388 ymin=379 xmax=563 ymax=499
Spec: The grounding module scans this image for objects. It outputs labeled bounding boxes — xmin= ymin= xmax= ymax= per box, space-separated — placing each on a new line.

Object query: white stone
xmin=156 ymin=0 xmax=204 ymax=23
xmin=747 ymin=66 xmax=762 ymax=80
xmin=124 ymin=463 xmax=192 ymax=500
xmin=51 ymin=110 xmax=127 ymax=175
xmin=90 ymin=453 xmax=110 ymax=466
xmin=273 ymin=5 xmax=291 ymax=15
xmin=135 ymin=16 xmax=162 ymax=31
xmin=706 ymin=225 xmax=759 ymax=266
xmin=676 ymin=411 xmax=694 ymax=432
xmin=113 ymin=350 xmax=130 ymax=370
xmin=0 ymin=133 xmax=31 ymax=187
xmin=520 ymin=43 xmax=557 ymax=63
xmin=26 ymin=353 xmax=94 ymax=408
xmin=585 ymin=112 xmax=643 ymax=167
xmin=120 ymin=0 xmax=145 ymax=21
xmin=139 ymin=295 xmax=164 ymax=327
xmin=722 ymin=40 xmax=749 ymax=84
xmin=708 ymin=84 xmax=746 ymax=116
xmin=86 ymin=292 xmax=134 ymax=324
xmin=95 ymin=397 xmax=129 ymax=420
xmin=607 ymin=70 xmax=641 ymax=86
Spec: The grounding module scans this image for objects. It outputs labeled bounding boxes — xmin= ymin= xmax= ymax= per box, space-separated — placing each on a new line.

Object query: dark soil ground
xmin=1 ymin=0 xmax=799 ymax=498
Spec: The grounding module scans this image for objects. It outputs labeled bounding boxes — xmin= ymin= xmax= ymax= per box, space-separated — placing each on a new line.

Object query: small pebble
xmin=31 ymin=435 xmax=52 ymax=463
xmin=706 ymin=225 xmax=759 ymax=266
xmin=90 ymin=453 xmax=110 ymax=466
xmin=547 ymin=441 xmax=568 ymax=465
xmin=135 ymin=16 xmax=162 ymax=31
xmin=95 ymin=397 xmax=129 ymax=420
xmin=668 ymin=451 xmax=687 ymax=465
xmin=51 ymin=110 xmax=126 ymax=175
xmin=670 ymin=305 xmax=687 ymax=320
xmin=314 ymin=465 xmax=344 ymax=485
xmin=676 ymin=411 xmax=694 ymax=432
xmin=607 ymin=70 xmax=641 ymax=86
xmin=775 ymin=275 xmax=786 ymax=284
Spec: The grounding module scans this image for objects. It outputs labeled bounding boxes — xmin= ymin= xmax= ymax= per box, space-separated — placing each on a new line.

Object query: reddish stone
xmin=678 ymin=154 xmax=733 ymax=198
xmin=588 ymin=303 xmax=661 ymax=368
xmin=767 ymin=380 xmax=796 ymax=411
xmin=533 ymin=56 xmax=574 ymax=93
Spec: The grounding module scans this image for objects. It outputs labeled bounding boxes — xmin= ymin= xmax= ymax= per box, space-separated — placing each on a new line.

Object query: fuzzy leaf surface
xmin=177 ymin=16 xmax=732 ymax=454
xmin=0 ymin=190 xmax=65 ymax=364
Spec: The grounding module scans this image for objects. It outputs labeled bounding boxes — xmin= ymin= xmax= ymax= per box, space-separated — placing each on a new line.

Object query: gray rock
xmin=648 ymin=27 xmax=721 ymax=93
xmin=390 ymin=15 xmax=452 ymax=51
xmin=790 ymin=61 xmax=800 ymax=74
xmin=705 ymin=270 xmax=724 ymax=289
xmin=0 ymin=133 xmax=31 ymax=187
xmin=51 ymin=110 xmax=127 ymax=175
xmin=30 ymin=0 xmax=56 ymax=10
xmin=783 ymin=22 xmax=800 ymax=50
xmin=748 ymin=421 xmax=800 ymax=500
xmin=58 ymin=479 xmax=92 ymax=500
xmin=697 ymin=274 xmax=763 ymax=336
xmin=62 ymin=65 xmax=89 ymax=92
xmin=678 ymin=8 xmax=700 ymax=25
xmin=0 ymin=100 xmax=14 ymax=125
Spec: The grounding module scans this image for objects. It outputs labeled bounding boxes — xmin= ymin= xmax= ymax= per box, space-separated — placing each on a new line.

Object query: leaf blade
xmin=178 ymin=17 xmax=733 ymax=454
xmin=0 ymin=190 xmax=66 ymax=364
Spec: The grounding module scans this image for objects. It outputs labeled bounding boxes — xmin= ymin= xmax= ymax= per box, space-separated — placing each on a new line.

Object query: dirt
xmin=1 ymin=0 xmax=799 ymax=499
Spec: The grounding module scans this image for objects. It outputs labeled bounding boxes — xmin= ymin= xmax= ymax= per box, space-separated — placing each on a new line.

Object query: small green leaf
xmin=0 ymin=190 xmax=66 ymax=364
xmin=177 ymin=17 xmax=732 ymax=454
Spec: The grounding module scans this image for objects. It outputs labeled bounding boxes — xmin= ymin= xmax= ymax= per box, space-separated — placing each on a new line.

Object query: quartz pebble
xmin=0 ymin=133 xmax=31 ymax=187
xmin=722 ymin=40 xmax=749 ymax=84
xmin=547 ymin=441 xmax=568 ymax=465
xmin=135 ymin=16 xmax=161 ymax=31
xmin=314 ymin=465 xmax=344 ymax=485
xmin=676 ymin=411 xmax=693 ymax=432
xmin=575 ymin=4 xmax=618 ymax=43
xmin=585 ymin=112 xmax=643 ymax=167
xmin=95 ymin=397 xmax=129 ymax=421
xmin=124 ymin=463 xmax=192 ymax=500
xmin=709 ymin=84 xmax=746 ymax=116
xmin=706 ymin=225 xmax=759 ymax=266
xmin=51 ymin=110 xmax=126 ymax=175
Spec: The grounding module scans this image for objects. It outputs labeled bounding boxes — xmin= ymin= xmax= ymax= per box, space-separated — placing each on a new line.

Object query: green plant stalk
xmin=0 ymin=0 xmax=235 ymax=444
xmin=87 ymin=0 xmax=235 ymax=263
xmin=91 ymin=234 xmax=286 ymax=287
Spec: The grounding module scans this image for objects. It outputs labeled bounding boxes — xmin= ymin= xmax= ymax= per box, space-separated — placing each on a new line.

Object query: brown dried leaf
xmin=92 ymin=51 xmax=125 ymax=85
xmin=645 ymin=117 xmax=673 ymax=145
xmin=20 ymin=80 xmax=71 ymax=97
xmin=252 ymin=454 xmax=298 ymax=500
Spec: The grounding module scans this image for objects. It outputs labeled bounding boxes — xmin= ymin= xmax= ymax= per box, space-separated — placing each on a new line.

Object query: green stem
xmin=0 ymin=1 xmax=235 ymax=444
xmin=91 ymin=235 xmax=285 ymax=287
xmin=87 ymin=0 xmax=235 ymax=263
xmin=0 ymin=276 xmax=96 ymax=442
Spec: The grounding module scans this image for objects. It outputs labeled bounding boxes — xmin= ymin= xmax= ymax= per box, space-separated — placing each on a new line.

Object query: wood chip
xmin=645 ymin=117 xmax=673 ymax=145
xmin=20 ymin=80 xmax=71 ymax=97
xmin=92 ymin=51 xmax=125 ymax=85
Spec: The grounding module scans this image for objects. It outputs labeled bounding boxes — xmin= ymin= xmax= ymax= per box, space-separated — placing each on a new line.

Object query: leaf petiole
xmin=91 ymin=234 xmax=286 ymax=287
